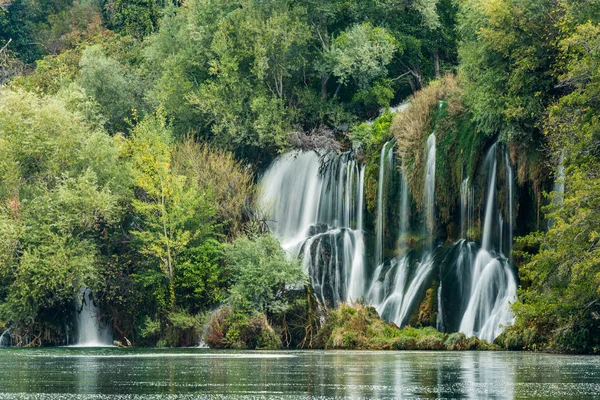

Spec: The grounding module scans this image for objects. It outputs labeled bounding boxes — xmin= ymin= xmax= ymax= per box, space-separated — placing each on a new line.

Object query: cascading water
xmin=459 ymin=145 xmax=517 ymax=342
xmin=547 ymin=155 xmax=566 ymax=229
xmin=388 ymin=133 xmax=437 ymax=326
xmin=348 ymin=166 xmax=366 ymax=301
xmin=260 ymin=151 xmax=366 ymax=306
xmin=74 ymin=288 xmax=113 ymax=347
xmin=0 ymin=328 xmax=10 ymax=347
xmin=260 ymin=136 xmax=518 ymax=342
xmin=375 ymin=133 xmax=436 ymax=327
xmin=375 ymin=141 xmax=394 ymax=268
xmin=423 ymin=133 xmax=437 ymax=237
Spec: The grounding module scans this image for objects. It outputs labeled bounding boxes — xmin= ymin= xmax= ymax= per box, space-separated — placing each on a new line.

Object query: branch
xmin=0 ymin=38 xmax=12 ymax=55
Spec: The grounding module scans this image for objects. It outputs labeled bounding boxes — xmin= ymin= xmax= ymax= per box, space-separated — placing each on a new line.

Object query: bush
xmin=173 ymin=141 xmax=254 ymax=237
xmin=205 ymin=306 xmax=282 ymax=349
xmin=445 ymin=332 xmax=468 ymax=350
xmin=225 ymin=234 xmax=305 ymax=314
xmin=416 ymin=335 xmax=446 ymax=350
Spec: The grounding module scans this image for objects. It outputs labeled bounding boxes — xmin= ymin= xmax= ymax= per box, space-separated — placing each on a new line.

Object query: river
xmin=0 ymin=348 xmax=598 ymax=399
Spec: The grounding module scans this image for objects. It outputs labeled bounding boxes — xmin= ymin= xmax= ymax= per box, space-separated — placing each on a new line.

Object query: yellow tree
xmin=129 ymin=113 xmax=202 ymax=312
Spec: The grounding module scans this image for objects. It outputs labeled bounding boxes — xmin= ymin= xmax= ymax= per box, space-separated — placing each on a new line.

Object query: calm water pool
xmin=0 ymin=348 xmax=598 ymax=399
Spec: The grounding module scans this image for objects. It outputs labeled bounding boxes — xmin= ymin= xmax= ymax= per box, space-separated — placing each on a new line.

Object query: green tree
xmin=510 ymin=17 xmax=600 ymax=353
xmin=103 ymin=0 xmax=162 ymax=38
xmin=129 ymin=113 xmax=217 ymax=312
xmin=0 ymin=89 xmax=128 ymax=341
xmin=457 ymin=0 xmax=559 ymax=141
xmin=225 ymin=234 xmax=304 ymax=314
xmin=78 ymin=45 xmax=144 ymax=133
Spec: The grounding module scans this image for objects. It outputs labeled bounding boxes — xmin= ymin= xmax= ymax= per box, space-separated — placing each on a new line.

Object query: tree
xmin=318 ymin=23 xmax=397 ymax=95
xmin=510 ymin=17 xmax=600 ymax=353
xmin=129 ymin=113 xmax=216 ymax=312
xmin=78 ymin=45 xmax=144 ymax=133
xmin=457 ymin=0 xmax=559 ymax=141
xmin=103 ymin=0 xmax=162 ymax=38
xmin=0 ymin=89 xmax=127 ymax=341
xmin=225 ymin=234 xmax=305 ymax=315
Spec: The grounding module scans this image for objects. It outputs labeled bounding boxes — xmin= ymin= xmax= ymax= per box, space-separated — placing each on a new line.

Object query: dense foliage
xmin=0 ymin=0 xmax=598 ymax=351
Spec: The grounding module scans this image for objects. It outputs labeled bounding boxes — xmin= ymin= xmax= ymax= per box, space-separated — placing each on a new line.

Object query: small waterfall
xmin=424 ymin=133 xmax=437 ymax=236
xmin=392 ymin=133 xmax=437 ymax=324
xmin=459 ymin=145 xmax=517 ymax=342
xmin=547 ymin=155 xmax=565 ymax=229
xmin=0 ymin=328 xmax=11 ymax=347
xmin=398 ymin=165 xmax=410 ymax=252
xmin=505 ymin=150 xmax=514 ymax=259
xmin=75 ymin=288 xmax=113 ymax=347
xmin=375 ymin=141 xmax=394 ymax=268
xmin=378 ymin=135 xmax=437 ymax=327
xmin=348 ymin=166 xmax=366 ymax=301
xmin=460 ymin=178 xmax=474 ymax=239
xmin=554 ymin=161 xmax=565 ymax=197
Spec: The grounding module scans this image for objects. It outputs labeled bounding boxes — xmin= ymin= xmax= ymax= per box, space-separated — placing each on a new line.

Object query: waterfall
xmin=375 ymin=141 xmax=394 ymax=268
xmin=460 ymin=178 xmax=474 ymax=239
xmin=391 ymin=133 xmax=437 ymax=325
xmin=348 ymin=166 xmax=366 ymax=301
xmin=505 ymin=150 xmax=514 ymax=259
xmin=0 ymin=328 xmax=10 ymax=347
xmin=459 ymin=145 xmax=517 ymax=342
xmin=259 ymin=151 xmax=366 ymax=306
xmin=260 ymin=136 xmax=518 ymax=341
xmin=377 ymin=135 xmax=436 ymax=327
xmin=399 ymin=167 xmax=410 ymax=251
xmin=424 ymin=133 xmax=437 ymax=236
xmin=547 ymin=155 xmax=565 ymax=229
xmin=74 ymin=288 xmax=113 ymax=347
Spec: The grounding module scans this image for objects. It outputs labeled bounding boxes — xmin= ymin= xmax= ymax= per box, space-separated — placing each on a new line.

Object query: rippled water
xmin=0 ymin=348 xmax=598 ymax=399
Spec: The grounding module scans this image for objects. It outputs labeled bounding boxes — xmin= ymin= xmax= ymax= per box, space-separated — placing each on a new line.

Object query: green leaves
xmin=509 ymin=10 xmax=600 ymax=353
xmin=0 ymin=89 xmax=128 ymax=328
xmin=225 ymin=234 xmax=305 ymax=315
xmin=78 ymin=45 xmax=144 ymax=133
xmin=320 ymin=23 xmax=397 ymax=91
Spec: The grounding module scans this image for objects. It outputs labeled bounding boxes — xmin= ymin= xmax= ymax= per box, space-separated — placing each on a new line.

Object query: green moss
xmin=316 ymin=303 xmax=499 ymax=351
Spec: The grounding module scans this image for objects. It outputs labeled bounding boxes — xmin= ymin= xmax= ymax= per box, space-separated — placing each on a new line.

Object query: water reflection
xmin=0 ymin=349 xmax=598 ymax=399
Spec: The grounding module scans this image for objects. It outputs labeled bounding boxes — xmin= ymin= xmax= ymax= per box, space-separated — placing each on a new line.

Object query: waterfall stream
xmin=259 ymin=138 xmax=517 ymax=342
xmin=74 ymin=288 xmax=113 ymax=347
xmin=458 ymin=145 xmax=517 ymax=341
xmin=0 ymin=328 xmax=10 ymax=347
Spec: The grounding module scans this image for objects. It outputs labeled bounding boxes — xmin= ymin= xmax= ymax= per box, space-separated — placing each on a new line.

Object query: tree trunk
xmin=321 ymin=75 xmax=328 ymax=100
xmin=433 ymin=49 xmax=441 ymax=79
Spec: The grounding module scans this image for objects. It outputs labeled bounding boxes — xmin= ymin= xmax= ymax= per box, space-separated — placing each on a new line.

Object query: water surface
xmin=0 ymin=348 xmax=598 ymax=399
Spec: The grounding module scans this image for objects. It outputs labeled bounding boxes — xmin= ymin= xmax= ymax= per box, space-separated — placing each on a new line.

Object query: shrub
xmin=173 ymin=141 xmax=254 ymax=237
xmin=445 ymin=332 xmax=468 ymax=350
xmin=205 ymin=306 xmax=282 ymax=349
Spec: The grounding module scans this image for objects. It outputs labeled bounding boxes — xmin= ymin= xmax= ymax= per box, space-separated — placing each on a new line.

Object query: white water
xmin=0 ymin=328 xmax=10 ymax=347
xmin=375 ymin=141 xmax=394 ymax=268
xmin=547 ymin=155 xmax=566 ymax=229
xmin=74 ymin=288 xmax=113 ymax=347
xmin=374 ymin=134 xmax=437 ymax=327
xmin=348 ymin=166 xmax=366 ymax=301
xmin=259 ymin=151 xmax=366 ymax=306
xmin=459 ymin=145 xmax=517 ymax=342
xmin=260 ymin=138 xmax=517 ymax=341
xmin=386 ymin=133 xmax=437 ymax=326
xmin=423 ymin=133 xmax=437 ymax=236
